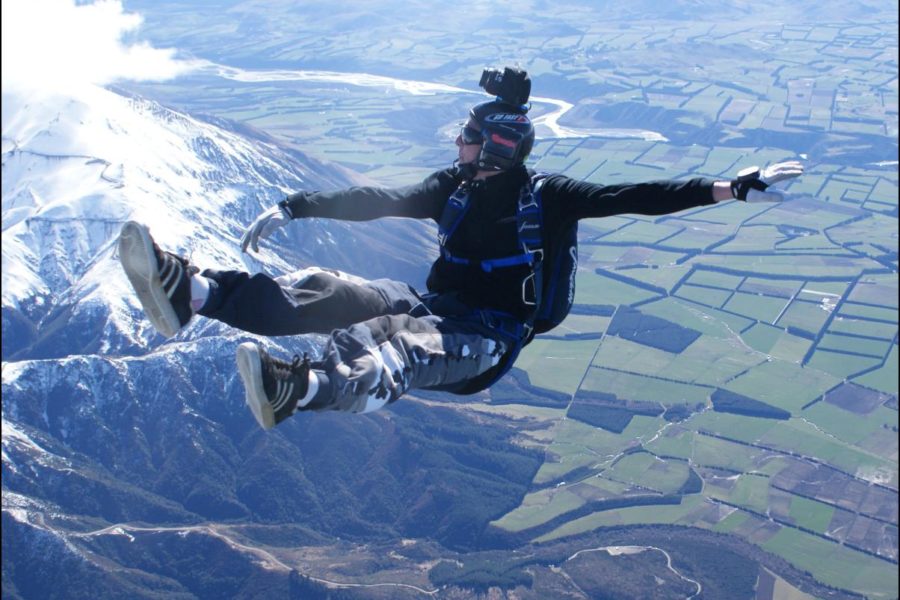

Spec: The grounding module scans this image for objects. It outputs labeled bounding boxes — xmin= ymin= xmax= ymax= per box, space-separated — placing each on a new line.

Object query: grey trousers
xmin=200 ymin=267 xmax=515 ymax=413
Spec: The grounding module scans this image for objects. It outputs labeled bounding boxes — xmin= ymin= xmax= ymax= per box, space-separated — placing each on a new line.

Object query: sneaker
xmin=236 ymin=342 xmax=311 ymax=430
xmin=118 ymin=221 xmax=197 ymax=338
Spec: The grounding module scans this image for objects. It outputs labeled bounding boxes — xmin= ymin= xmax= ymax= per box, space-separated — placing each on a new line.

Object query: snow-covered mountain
xmin=2 ymin=84 xmax=436 ymax=360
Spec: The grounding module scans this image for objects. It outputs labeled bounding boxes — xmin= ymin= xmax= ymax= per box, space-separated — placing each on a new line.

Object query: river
xmin=198 ymin=61 xmax=668 ymax=142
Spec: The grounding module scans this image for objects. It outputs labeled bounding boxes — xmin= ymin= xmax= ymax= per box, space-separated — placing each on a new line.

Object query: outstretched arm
xmin=546 ymin=175 xmax=720 ymax=220
xmin=547 ymin=160 xmax=806 ymax=221
xmin=241 ymin=168 xmax=460 ymax=254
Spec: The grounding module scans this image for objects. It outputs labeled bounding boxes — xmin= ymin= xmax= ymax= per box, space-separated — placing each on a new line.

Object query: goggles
xmin=459 ymin=124 xmax=482 ymax=145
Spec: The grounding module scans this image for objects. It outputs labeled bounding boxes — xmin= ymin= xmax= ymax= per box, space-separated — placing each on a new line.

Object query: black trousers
xmin=198 ymin=267 xmax=516 ymax=413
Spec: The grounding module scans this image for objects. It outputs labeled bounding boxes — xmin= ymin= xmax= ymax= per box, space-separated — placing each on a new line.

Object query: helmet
xmin=467 ymin=100 xmax=535 ymax=171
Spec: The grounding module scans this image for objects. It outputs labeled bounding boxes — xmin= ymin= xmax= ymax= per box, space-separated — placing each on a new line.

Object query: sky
xmin=1 ymin=0 xmax=194 ymax=98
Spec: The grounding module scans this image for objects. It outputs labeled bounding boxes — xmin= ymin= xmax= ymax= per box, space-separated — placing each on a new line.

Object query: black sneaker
xmin=118 ymin=221 xmax=198 ymax=338
xmin=236 ymin=342 xmax=311 ymax=430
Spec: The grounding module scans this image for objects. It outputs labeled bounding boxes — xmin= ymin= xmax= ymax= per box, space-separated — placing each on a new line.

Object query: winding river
xmin=199 ymin=61 xmax=668 ymax=142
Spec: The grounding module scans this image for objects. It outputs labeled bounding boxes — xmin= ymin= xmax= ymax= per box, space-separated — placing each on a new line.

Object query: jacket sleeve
xmin=542 ymin=175 xmax=718 ymax=221
xmin=281 ymin=168 xmax=459 ymax=222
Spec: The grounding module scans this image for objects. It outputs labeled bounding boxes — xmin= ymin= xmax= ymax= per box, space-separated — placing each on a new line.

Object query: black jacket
xmin=283 ymin=165 xmax=717 ymax=321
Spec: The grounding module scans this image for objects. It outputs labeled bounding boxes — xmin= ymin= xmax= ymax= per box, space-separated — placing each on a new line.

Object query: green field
xmin=817 ymin=333 xmax=894 ymax=358
xmin=854 ymin=344 xmax=899 ymax=394
xmin=591 ymin=332 xmax=767 ymax=389
xmin=604 ymin=452 xmax=691 ymax=494
xmin=712 ymin=508 xmax=752 ymax=533
xmin=760 ymin=420 xmax=896 ymax=484
xmin=601 ymin=220 xmax=684 ymax=245
xmin=658 ymin=336 xmax=766 ymax=387
xmin=689 ymin=433 xmax=773 ymax=472
xmin=675 ymin=283 xmax=733 ymax=308
xmin=847 ymin=273 xmax=899 ymax=307
xmin=768 ymin=331 xmax=814 ymax=363
xmin=577 ymin=270 xmax=662 ymax=306
xmin=776 ymin=299 xmax=833 ymax=332
xmin=828 ymin=317 xmax=897 ymax=339
xmin=581 ymin=367 xmax=712 ymax=405
xmin=806 ymin=350 xmax=883 ymax=380
xmin=643 ymin=296 xmax=756 ymax=338
xmin=585 ymin=244 xmax=637 ymax=264
xmin=591 ymin=336 xmax=677 ymax=376
xmin=724 ymin=291 xmax=791 ymax=324
xmin=839 ymin=303 xmax=897 ymax=322
xmin=492 ymin=485 xmax=593 ymax=533
xmin=515 ymin=337 xmax=599 ymax=396
xmin=723 ymin=360 xmax=840 ymax=414
xmin=533 ymin=419 xmax=633 ymax=485
xmin=741 ymin=322 xmax=784 ymax=354
xmin=761 ymin=529 xmax=899 ymax=599
xmin=700 ymin=253 xmax=869 ymax=278
xmin=613 ymin=263 xmax=690 ymax=290
xmin=788 ymin=495 xmax=835 ymax=533
xmin=718 ymin=474 xmax=771 ymax=513
xmin=535 ymin=495 xmax=709 ymax=542
xmin=691 ymin=412 xmax=781 ymax=443
xmin=804 ymin=402 xmax=896 ymax=446
xmin=686 ymin=269 xmax=745 ymax=290
xmin=639 ymin=297 xmax=741 ymax=339
xmin=644 ymin=427 xmax=694 ymax=460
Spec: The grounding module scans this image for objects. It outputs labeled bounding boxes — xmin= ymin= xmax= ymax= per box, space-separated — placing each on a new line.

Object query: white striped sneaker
xmin=236 ymin=342 xmax=311 ymax=430
xmin=119 ymin=221 xmax=197 ymax=338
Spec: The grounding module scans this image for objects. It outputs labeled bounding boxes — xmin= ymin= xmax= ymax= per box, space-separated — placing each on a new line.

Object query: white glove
xmin=240 ymin=204 xmax=292 ymax=253
xmin=732 ymin=160 xmax=804 ymax=203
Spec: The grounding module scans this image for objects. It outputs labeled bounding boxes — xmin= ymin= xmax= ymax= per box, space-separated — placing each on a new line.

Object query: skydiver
xmin=118 ymin=67 xmax=803 ymax=430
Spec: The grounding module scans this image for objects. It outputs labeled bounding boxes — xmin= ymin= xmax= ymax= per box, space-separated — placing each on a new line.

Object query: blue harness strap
xmin=437 ymin=174 xmax=548 ymax=279
xmin=436 ymin=174 xmax=550 ymax=385
xmin=440 ymin=247 xmax=536 ymax=271
xmin=475 ymin=309 xmax=531 ymax=387
xmin=437 ymin=186 xmax=472 ymax=247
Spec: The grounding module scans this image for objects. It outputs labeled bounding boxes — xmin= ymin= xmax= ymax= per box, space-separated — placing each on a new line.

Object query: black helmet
xmin=467 ymin=100 xmax=535 ymax=172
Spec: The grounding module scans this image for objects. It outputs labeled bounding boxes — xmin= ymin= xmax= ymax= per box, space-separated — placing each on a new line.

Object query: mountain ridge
xmin=2 ymin=83 xmax=437 ymax=362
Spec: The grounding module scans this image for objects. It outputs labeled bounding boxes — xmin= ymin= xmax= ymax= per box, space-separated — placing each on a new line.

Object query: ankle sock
xmin=190 ymin=274 xmax=211 ymax=312
xmin=298 ymin=370 xmax=320 ymax=408
xmin=300 ymin=371 xmax=332 ymax=409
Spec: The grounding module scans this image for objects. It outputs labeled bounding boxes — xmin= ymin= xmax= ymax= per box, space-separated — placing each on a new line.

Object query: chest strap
xmin=437 ymin=175 xmax=548 ymax=278
xmin=439 ymin=247 xmax=537 ymax=271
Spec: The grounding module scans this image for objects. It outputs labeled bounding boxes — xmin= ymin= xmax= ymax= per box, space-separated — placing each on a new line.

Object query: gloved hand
xmin=731 ymin=160 xmax=804 ymax=203
xmin=240 ymin=203 xmax=292 ymax=253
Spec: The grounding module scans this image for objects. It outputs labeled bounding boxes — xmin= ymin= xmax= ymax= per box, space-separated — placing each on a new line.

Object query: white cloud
xmin=1 ymin=0 xmax=195 ymax=96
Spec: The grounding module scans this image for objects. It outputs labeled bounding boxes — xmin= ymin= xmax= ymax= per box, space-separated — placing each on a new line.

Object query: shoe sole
xmin=118 ymin=221 xmax=181 ymax=338
xmin=236 ymin=343 xmax=276 ymax=430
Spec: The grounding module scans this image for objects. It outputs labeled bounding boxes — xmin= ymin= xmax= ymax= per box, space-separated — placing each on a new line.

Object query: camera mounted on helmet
xmin=463 ymin=66 xmax=536 ymax=174
xmin=479 ymin=66 xmax=531 ymax=108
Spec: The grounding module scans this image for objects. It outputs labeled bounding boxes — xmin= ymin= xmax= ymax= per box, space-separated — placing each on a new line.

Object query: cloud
xmin=2 ymin=0 xmax=195 ymax=95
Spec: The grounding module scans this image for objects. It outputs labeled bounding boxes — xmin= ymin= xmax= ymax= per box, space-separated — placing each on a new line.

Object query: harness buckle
xmin=518 ymin=186 xmax=539 ymax=211
xmin=522 ymin=271 xmax=537 ymax=306
xmin=523 ymin=322 xmax=534 ymax=340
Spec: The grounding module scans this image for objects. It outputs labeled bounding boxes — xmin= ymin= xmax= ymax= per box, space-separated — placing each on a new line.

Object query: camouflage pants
xmin=200 ymin=267 xmax=514 ymax=413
